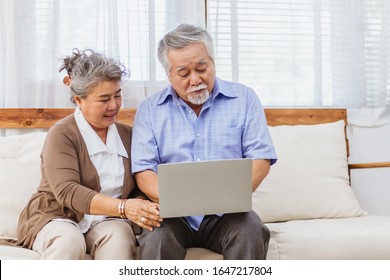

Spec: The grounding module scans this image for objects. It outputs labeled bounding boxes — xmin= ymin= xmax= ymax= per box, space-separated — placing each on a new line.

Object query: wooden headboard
xmin=0 ymin=108 xmax=388 ymax=170
xmin=0 ymin=108 xmax=136 ymax=129
xmin=0 ymin=108 xmax=346 ymax=128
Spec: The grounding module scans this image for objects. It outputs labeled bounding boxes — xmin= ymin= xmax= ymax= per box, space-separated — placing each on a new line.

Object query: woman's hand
xmin=124 ymin=199 xmax=163 ymax=231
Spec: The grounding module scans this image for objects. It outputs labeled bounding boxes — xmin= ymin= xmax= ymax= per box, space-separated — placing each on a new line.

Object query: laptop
xmin=157 ymin=158 xmax=252 ymax=218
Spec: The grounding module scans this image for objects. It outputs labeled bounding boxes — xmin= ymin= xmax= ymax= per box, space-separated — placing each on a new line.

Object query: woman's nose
xmin=108 ymin=98 xmax=118 ymax=110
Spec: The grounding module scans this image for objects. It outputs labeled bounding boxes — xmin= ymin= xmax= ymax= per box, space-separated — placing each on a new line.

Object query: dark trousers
xmin=138 ymin=210 xmax=270 ymax=260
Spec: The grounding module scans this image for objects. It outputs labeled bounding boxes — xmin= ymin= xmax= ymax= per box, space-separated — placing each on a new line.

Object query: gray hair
xmin=59 ymin=48 xmax=127 ymax=104
xmin=157 ymin=24 xmax=215 ymax=74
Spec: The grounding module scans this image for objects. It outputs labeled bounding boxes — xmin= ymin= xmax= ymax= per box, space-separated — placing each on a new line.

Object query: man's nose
xmin=189 ymin=72 xmax=202 ymax=86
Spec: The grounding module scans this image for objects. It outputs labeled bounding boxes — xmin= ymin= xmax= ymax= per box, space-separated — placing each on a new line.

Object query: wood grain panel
xmin=265 ymin=108 xmax=347 ymax=126
xmin=0 ymin=108 xmax=346 ymax=128
xmin=349 ymin=162 xmax=390 ymax=169
xmin=0 ymin=108 xmax=136 ymax=128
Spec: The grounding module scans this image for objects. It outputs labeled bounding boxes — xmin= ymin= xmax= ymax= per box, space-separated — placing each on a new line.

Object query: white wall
xmin=347 ymin=123 xmax=390 ymax=216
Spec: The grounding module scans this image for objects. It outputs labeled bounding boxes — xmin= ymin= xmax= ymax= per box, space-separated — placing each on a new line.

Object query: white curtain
xmin=2 ymin=0 xmax=390 ymax=126
xmin=0 ymin=0 xmax=205 ymax=108
xmin=207 ymin=0 xmax=390 ymax=114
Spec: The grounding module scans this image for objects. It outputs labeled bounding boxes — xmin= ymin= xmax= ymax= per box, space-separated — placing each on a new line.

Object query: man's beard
xmin=187 ymin=84 xmax=210 ymax=105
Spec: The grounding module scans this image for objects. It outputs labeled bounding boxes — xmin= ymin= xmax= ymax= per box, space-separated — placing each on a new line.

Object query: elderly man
xmin=131 ymin=24 xmax=277 ymax=260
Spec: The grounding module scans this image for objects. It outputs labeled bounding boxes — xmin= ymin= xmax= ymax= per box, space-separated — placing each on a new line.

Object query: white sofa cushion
xmin=0 ymin=244 xmax=40 ymax=260
xmin=0 ymin=132 xmax=47 ymax=239
xmin=265 ymin=216 xmax=390 ymax=259
xmin=253 ymin=120 xmax=366 ymax=223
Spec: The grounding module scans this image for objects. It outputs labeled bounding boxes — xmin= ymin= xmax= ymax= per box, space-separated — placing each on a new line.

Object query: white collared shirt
xmin=74 ymin=108 xmax=128 ymax=233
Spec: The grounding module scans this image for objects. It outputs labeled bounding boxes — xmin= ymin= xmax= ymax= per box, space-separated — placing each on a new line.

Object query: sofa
xmin=1 ymin=108 xmax=390 ymax=260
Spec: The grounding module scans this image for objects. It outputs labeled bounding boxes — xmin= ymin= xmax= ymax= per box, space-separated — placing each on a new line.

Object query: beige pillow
xmin=0 ymin=132 xmax=46 ymax=239
xmin=253 ymin=120 xmax=366 ymax=223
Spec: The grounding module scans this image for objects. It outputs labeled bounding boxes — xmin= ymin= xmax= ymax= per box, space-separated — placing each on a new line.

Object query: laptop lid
xmin=157 ymin=158 xmax=252 ymax=218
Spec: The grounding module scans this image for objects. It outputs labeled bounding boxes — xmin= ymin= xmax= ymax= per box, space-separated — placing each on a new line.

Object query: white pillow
xmin=0 ymin=132 xmax=47 ymax=239
xmin=253 ymin=120 xmax=366 ymax=223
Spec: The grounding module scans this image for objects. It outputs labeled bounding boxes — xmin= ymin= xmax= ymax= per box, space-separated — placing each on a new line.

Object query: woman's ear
xmin=74 ymin=96 xmax=82 ymax=108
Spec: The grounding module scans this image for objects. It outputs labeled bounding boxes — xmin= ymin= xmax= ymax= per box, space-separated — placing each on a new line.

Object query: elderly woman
xmin=16 ymin=48 xmax=162 ymax=260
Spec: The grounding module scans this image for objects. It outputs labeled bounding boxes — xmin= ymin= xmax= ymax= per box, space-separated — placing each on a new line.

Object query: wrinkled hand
xmin=125 ymin=199 xmax=162 ymax=231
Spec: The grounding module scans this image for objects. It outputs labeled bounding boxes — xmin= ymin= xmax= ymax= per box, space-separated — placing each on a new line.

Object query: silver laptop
xmin=157 ymin=158 xmax=252 ymax=218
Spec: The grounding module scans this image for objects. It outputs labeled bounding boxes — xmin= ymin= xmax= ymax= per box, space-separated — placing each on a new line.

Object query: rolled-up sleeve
xmin=131 ymin=100 xmax=160 ymax=173
xmin=242 ymin=90 xmax=277 ymax=165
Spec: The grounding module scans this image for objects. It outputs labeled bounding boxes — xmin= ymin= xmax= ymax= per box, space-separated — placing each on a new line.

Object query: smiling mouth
xmin=104 ymin=113 xmax=116 ymax=119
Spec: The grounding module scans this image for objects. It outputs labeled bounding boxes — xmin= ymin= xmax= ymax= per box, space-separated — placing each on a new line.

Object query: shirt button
xmin=196 ymin=133 xmax=200 ymax=137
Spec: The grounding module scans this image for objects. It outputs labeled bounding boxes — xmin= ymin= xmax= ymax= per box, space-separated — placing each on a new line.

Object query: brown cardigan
xmin=16 ymin=114 xmax=137 ymax=249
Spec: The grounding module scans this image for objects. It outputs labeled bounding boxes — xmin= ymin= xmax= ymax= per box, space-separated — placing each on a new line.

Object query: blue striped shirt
xmin=131 ymin=77 xmax=277 ymax=230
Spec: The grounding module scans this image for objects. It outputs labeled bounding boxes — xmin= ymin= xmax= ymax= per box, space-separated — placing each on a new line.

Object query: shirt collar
xmin=211 ymin=77 xmax=239 ymax=98
xmin=156 ymin=85 xmax=178 ymax=105
xmin=156 ymin=77 xmax=237 ymax=106
xmin=74 ymin=108 xmax=128 ymax=158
